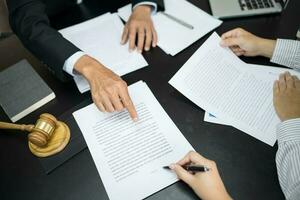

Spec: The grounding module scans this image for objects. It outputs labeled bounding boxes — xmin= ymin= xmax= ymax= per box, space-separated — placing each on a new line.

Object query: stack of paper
xmin=169 ymin=32 xmax=300 ymax=146
xmin=73 ymin=81 xmax=194 ymax=200
xmin=118 ymin=0 xmax=222 ymax=56
xmin=59 ymin=13 xmax=148 ymax=93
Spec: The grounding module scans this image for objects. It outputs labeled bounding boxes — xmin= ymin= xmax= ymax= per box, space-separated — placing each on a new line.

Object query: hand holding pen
xmin=164 ymin=164 xmax=210 ymax=172
xmin=165 ymin=151 xmax=232 ymax=200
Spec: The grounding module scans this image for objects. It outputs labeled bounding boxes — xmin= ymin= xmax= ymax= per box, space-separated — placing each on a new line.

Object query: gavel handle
xmin=0 ymin=122 xmax=34 ymax=132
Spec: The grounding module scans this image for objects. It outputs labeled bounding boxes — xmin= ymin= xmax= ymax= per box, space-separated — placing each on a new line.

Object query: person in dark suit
xmin=7 ymin=0 xmax=164 ymax=120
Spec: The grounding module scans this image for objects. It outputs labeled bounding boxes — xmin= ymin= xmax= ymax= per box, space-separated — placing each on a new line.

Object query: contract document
xmin=169 ymin=32 xmax=300 ymax=146
xmin=117 ymin=0 xmax=222 ymax=56
xmin=59 ymin=13 xmax=148 ymax=93
xmin=73 ymin=81 xmax=194 ymax=200
xmin=204 ymin=64 xmax=299 ymax=126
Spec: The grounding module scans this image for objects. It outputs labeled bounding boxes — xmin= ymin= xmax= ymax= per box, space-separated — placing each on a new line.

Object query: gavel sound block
xmin=0 ymin=113 xmax=70 ymax=157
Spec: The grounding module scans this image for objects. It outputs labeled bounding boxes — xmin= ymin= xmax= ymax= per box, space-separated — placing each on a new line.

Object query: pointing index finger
xmin=119 ymin=87 xmax=138 ymax=121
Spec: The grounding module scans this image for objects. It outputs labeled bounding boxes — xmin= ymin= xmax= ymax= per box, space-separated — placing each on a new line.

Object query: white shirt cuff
xmin=277 ymin=118 xmax=300 ymax=144
xmin=271 ymin=39 xmax=300 ymax=69
xmin=133 ymin=2 xmax=158 ymax=14
xmin=63 ymin=51 xmax=86 ymax=76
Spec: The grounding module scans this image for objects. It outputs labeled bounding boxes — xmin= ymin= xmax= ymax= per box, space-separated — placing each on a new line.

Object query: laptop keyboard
xmin=239 ymin=0 xmax=275 ymax=10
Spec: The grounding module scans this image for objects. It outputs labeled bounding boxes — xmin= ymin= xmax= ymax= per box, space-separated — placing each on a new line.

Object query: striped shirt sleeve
xmin=275 ymin=118 xmax=300 ymax=200
xmin=271 ymin=39 xmax=300 ymax=70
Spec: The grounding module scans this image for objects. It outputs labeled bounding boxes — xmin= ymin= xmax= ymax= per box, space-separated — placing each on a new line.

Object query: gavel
xmin=0 ymin=113 xmax=70 ymax=157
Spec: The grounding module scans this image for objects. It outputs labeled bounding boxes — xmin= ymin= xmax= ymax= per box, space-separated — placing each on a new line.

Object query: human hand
xmin=220 ymin=28 xmax=276 ymax=58
xmin=273 ymin=72 xmax=300 ymax=122
xmin=74 ymin=55 xmax=138 ymax=120
xmin=121 ymin=5 xmax=157 ymax=53
xmin=169 ymin=151 xmax=231 ymax=200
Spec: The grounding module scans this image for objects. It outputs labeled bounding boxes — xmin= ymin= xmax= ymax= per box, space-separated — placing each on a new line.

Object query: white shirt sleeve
xmin=276 ymin=118 xmax=300 ymax=200
xmin=133 ymin=1 xmax=158 ymax=14
xmin=63 ymin=51 xmax=86 ymax=76
xmin=270 ymin=39 xmax=300 ymax=70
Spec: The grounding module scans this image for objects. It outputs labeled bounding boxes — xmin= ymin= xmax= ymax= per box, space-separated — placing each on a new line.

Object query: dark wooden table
xmin=1 ymin=0 xmax=299 ymax=199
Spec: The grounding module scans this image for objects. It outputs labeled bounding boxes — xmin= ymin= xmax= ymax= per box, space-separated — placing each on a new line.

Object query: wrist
xmin=214 ymin=187 xmax=232 ymax=200
xmin=258 ymin=38 xmax=276 ymax=58
xmin=74 ymin=55 xmax=105 ymax=79
xmin=201 ymin=191 xmax=232 ymax=200
xmin=222 ymin=192 xmax=233 ymax=200
xmin=133 ymin=5 xmax=152 ymax=15
xmin=280 ymin=115 xmax=300 ymax=122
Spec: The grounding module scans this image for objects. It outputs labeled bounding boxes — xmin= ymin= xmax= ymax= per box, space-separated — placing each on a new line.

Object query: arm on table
xmin=8 ymin=0 xmax=138 ymax=119
xmin=273 ymin=72 xmax=300 ymax=199
xmin=7 ymin=0 xmax=79 ymax=81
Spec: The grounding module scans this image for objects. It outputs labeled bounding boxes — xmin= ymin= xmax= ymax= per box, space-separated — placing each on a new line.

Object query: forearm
xmin=275 ymin=119 xmax=300 ymax=200
xmin=8 ymin=0 xmax=80 ymax=81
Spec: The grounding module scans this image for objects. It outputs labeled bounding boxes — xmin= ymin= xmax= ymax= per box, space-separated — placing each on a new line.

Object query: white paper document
xmin=169 ymin=32 xmax=300 ymax=146
xmin=117 ymin=0 xmax=222 ymax=56
xmin=204 ymin=64 xmax=298 ymax=126
xmin=73 ymin=81 xmax=194 ymax=200
xmin=59 ymin=13 xmax=148 ymax=93
xmin=204 ymin=112 xmax=231 ymax=126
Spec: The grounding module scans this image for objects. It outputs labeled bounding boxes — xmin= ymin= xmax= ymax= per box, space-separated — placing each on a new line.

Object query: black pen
xmin=163 ymin=165 xmax=210 ymax=172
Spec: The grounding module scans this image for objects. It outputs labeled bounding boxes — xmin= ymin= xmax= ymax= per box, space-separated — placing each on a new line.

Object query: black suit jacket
xmin=7 ymin=0 xmax=164 ymax=81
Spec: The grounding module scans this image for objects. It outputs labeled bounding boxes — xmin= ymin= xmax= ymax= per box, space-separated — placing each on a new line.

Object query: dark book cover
xmin=0 ymin=59 xmax=55 ymax=122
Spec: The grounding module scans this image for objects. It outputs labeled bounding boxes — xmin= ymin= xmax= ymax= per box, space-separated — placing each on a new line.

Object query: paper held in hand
xmin=169 ymin=32 xmax=300 ymax=146
xmin=204 ymin=64 xmax=299 ymax=127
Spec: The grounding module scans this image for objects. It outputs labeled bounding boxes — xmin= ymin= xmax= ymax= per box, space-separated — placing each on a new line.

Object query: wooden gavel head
xmin=27 ymin=113 xmax=71 ymax=158
xmin=28 ymin=113 xmax=57 ymax=147
xmin=0 ymin=113 xmax=70 ymax=157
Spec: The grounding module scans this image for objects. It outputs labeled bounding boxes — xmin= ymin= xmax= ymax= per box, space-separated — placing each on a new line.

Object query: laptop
xmin=209 ymin=0 xmax=289 ymax=19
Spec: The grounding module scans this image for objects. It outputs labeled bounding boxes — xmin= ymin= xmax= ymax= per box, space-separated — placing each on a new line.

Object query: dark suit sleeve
xmin=132 ymin=0 xmax=165 ymax=11
xmin=7 ymin=0 xmax=80 ymax=81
